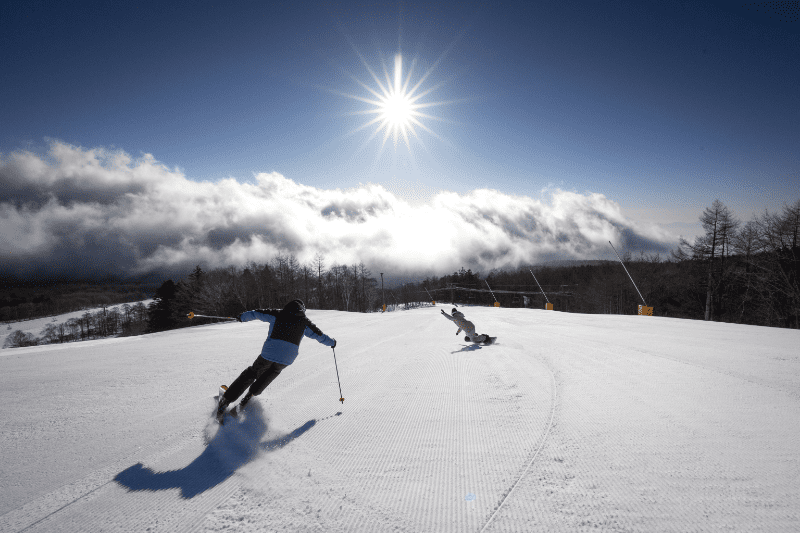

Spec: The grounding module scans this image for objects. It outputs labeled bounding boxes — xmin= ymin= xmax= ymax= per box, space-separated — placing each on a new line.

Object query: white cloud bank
xmin=0 ymin=141 xmax=675 ymax=280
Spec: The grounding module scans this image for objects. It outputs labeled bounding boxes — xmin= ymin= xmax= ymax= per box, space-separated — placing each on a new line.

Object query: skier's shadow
xmin=114 ymin=402 xmax=316 ymax=499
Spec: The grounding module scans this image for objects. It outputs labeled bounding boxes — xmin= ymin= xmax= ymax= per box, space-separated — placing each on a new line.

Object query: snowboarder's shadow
xmin=114 ymin=402 xmax=317 ymax=499
xmin=453 ymin=344 xmax=483 ymax=353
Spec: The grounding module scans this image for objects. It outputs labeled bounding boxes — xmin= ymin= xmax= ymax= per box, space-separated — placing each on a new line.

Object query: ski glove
xmin=332 ymin=339 xmax=337 ymax=349
xmin=236 ymin=314 xmax=242 ymax=322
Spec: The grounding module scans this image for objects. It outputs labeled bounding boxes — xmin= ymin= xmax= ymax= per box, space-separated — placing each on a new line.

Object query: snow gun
xmin=187 ymin=312 xmax=237 ymax=321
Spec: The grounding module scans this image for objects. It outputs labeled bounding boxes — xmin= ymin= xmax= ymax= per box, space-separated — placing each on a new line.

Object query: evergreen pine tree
xmin=146 ymin=280 xmax=177 ymax=333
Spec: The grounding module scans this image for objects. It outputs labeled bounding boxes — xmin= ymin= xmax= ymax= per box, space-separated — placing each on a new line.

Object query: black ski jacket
xmin=240 ymin=309 xmax=335 ymax=365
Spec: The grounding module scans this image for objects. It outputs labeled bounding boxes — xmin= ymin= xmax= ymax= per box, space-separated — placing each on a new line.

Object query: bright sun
xmin=381 ymin=90 xmax=414 ymax=129
xmin=379 ymin=55 xmax=415 ymax=130
xmin=343 ymin=52 xmax=443 ymax=150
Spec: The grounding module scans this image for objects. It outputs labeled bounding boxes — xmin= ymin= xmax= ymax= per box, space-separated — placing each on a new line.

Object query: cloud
xmin=0 ymin=141 xmax=676 ymax=281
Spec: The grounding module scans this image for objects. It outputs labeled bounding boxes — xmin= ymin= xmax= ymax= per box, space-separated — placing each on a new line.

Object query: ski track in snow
xmin=483 ymin=313 xmax=800 ymax=532
xmin=196 ymin=311 xmax=557 ymax=532
xmin=1 ymin=306 xmax=799 ymax=532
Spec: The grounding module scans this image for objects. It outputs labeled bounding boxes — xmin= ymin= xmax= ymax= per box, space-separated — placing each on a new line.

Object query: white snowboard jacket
xmin=441 ymin=310 xmax=478 ymax=340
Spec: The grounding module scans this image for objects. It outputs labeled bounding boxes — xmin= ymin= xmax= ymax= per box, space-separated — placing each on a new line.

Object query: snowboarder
xmin=440 ymin=308 xmax=494 ymax=345
xmin=216 ymin=299 xmax=336 ymax=421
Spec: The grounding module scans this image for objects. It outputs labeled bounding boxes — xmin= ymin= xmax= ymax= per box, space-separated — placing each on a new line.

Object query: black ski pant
xmin=224 ymin=356 xmax=287 ymax=403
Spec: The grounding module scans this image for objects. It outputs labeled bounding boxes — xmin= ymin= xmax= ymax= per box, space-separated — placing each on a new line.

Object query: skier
xmin=440 ymin=308 xmax=494 ymax=345
xmin=216 ymin=299 xmax=336 ymax=421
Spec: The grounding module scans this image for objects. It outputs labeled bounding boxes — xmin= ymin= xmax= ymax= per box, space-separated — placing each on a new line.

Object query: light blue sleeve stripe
xmin=240 ymin=310 xmax=277 ymax=324
xmin=304 ymin=326 xmax=335 ymax=347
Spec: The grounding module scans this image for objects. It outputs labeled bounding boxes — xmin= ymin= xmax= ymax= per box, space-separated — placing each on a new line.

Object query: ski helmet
xmin=452 ymin=308 xmax=458 ymax=314
xmin=284 ymin=299 xmax=306 ymax=315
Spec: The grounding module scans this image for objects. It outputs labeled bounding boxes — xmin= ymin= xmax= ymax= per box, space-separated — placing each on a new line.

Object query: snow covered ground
xmin=1 ymin=304 xmax=798 ymax=532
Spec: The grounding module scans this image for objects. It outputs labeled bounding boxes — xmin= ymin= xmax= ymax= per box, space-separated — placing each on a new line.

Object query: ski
xmin=216 ymin=385 xmax=229 ymax=424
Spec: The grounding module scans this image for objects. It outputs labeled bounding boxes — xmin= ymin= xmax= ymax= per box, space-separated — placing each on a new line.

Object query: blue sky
xmin=1 ymin=1 xmax=798 ymax=280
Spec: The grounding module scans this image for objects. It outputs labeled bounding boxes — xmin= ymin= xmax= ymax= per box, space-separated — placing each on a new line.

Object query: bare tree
xmin=40 ymin=323 xmax=59 ymax=344
xmin=679 ymin=200 xmax=738 ymax=320
xmin=3 ymin=330 xmax=39 ymax=348
xmin=287 ymin=255 xmax=299 ymax=299
xmin=301 ymin=263 xmax=312 ymax=307
xmin=358 ymin=262 xmax=374 ymax=311
xmin=752 ymin=200 xmax=800 ymax=327
xmin=314 ymin=253 xmax=326 ymax=309
xmin=731 ymin=220 xmax=761 ymax=322
xmin=66 ymin=318 xmax=80 ymax=341
xmin=251 ymin=262 xmax=275 ymax=308
xmin=228 ymin=265 xmax=248 ymax=310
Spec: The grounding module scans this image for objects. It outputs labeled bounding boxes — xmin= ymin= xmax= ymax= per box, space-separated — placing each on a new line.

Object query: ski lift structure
xmin=467 ymin=282 xmax=477 ymax=304
xmin=428 ymin=282 xmax=575 ymax=309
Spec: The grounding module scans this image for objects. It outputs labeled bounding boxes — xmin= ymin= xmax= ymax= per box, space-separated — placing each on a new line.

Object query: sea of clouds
xmin=0 ymin=141 xmax=675 ymax=280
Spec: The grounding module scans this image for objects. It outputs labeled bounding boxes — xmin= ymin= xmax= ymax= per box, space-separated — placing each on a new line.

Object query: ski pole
xmin=332 ymin=346 xmax=345 ymax=403
xmin=187 ymin=312 xmax=237 ymax=320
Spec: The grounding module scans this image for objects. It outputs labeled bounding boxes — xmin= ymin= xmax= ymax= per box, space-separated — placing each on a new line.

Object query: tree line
xmin=3 ymin=302 xmax=149 ymax=348
xmin=2 ymin=255 xmax=385 ymax=347
xmin=153 ymin=196 xmax=796 ymax=331
xmin=403 ymin=199 xmax=799 ymax=329
xmin=0 ymin=281 xmax=156 ymax=323
xmin=4 ymin=198 xmax=797 ymax=348
xmin=672 ymin=199 xmax=799 ymax=327
xmin=145 ymin=255 xmax=382 ymax=332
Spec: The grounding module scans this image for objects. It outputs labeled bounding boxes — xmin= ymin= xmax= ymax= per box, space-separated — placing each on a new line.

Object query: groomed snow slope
xmin=1 ymin=305 xmax=798 ymax=532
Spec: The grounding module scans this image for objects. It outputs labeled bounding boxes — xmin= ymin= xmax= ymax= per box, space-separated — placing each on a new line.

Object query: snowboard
xmin=464 ymin=335 xmax=497 ymax=345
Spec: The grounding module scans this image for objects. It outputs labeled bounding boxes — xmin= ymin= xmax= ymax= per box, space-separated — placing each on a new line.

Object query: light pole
xmin=380 ymin=273 xmax=385 ymax=312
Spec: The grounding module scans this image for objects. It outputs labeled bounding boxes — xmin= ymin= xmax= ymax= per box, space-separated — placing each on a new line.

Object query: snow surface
xmin=1 ymin=305 xmax=799 ymax=532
